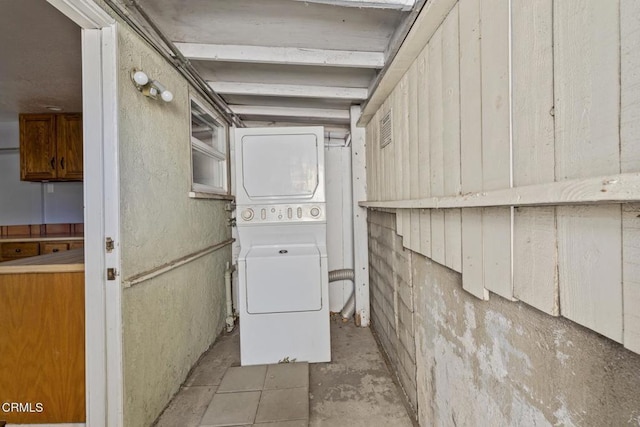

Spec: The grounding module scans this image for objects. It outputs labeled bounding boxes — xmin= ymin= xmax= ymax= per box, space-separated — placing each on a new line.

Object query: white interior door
xmin=47 ymin=1 xmax=121 ymax=426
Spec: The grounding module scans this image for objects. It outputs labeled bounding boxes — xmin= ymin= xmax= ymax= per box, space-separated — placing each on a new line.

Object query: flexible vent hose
xmin=328 ymin=269 xmax=355 ymax=282
xmin=328 ymin=269 xmax=356 ymax=320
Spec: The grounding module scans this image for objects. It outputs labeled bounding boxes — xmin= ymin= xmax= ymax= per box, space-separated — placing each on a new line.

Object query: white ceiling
xmin=0 ymin=0 xmax=82 ymax=123
xmin=134 ymin=0 xmax=413 ymax=127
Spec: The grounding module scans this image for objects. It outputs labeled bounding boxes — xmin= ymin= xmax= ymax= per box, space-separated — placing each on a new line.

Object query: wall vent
xmin=380 ymin=110 xmax=392 ymax=148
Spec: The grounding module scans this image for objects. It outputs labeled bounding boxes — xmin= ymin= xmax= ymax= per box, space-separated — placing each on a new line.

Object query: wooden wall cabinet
xmin=19 ymin=113 xmax=83 ymax=181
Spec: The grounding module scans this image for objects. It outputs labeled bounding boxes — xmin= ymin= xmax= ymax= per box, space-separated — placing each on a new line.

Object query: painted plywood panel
xmin=621 ymin=0 xmax=640 ymax=174
xmin=398 ymin=75 xmax=411 ymax=247
xmin=442 ymin=5 xmax=462 ymax=273
xmin=511 ymin=0 xmax=557 ymax=314
xmin=513 ymin=207 xmax=558 ymax=315
xmin=372 ymin=109 xmax=381 ymax=200
xmin=408 ymin=62 xmax=421 ymax=253
xmin=555 ymin=0 xmax=622 ymax=342
xmin=365 ymin=117 xmax=376 ymax=200
xmin=383 ymin=99 xmax=394 ymax=201
xmin=621 ymin=0 xmax=640 ymax=352
xmin=480 ymin=0 xmax=512 ymax=300
xmin=428 ymin=28 xmax=445 ymax=265
xmin=482 ymin=207 xmax=512 ymax=299
xmin=623 ymin=204 xmax=640 ymax=352
xmin=461 ymin=208 xmax=486 ymax=299
xmin=555 ymin=0 xmax=620 ymax=180
xmin=620 ymin=0 xmax=640 ymax=172
xmin=459 ymin=0 xmax=487 ymax=299
xmin=417 ymin=47 xmax=432 ymax=258
xmin=480 ymin=0 xmax=510 ymax=191
xmin=391 ymin=83 xmax=406 ymax=238
xmin=512 ymin=0 xmax=555 ymax=187
xmin=557 ymin=205 xmax=623 ymax=342
xmin=375 ymin=109 xmax=383 ymax=200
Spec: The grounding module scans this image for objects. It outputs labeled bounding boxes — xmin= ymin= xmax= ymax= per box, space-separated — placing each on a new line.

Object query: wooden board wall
xmin=511 ymin=0 xmax=558 ymax=315
xmin=364 ymin=0 xmax=640 ymax=353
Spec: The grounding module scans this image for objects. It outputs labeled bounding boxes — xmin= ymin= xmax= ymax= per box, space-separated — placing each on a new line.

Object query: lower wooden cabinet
xmin=0 ymin=271 xmax=85 ymax=423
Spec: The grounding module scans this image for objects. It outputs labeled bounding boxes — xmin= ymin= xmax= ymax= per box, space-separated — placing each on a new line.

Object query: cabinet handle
xmin=50 ymin=157 xmax=56 ymax=170
xmin=53 ymin=248 xmax=59 ymax=253
xmin=15 ymin=248 xmax=21 ymax=253
xmin=60 ymin=157 xmax=65 ymax=169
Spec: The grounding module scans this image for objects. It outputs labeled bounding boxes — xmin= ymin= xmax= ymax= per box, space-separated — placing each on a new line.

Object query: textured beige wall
xmin=369 ymin=210 xmax=640 ymax=426
xmin=117 ymin=24 xmax=231 ymax=427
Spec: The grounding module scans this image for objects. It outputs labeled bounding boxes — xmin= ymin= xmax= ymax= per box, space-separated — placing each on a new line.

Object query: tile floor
xmin=153 ymin=317 xmax=414 ymax=427
xmin=199 ymin=363 xmax=309 ymax=426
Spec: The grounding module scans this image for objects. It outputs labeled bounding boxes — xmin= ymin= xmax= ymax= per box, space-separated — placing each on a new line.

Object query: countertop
xmin=0 ymin=248 xmax=84 ymax=274
xmin=0 ymin=233 xmax=84 ymax=243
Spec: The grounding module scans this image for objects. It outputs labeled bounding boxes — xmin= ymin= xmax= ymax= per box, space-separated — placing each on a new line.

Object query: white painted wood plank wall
xmin=480 ymin=0 xmax=513 ymax=301
xmin=621 ymin=0 xmax=640 ymax=353
xmin=511 ymin=0 xmax=558 ymax=315
xmin=408 ymin=62 xmax=421 ymax=253
xmin=554 ymin=0 xmax=622 ymax=342
xmin=363 ymin=0 xmax=640 ymax=352
xmin=441 ymin=5 xmax=462 ymax=273
xmin=417 ymin=47 xmax=432 ymax=258
xmin=459 ymin=0 xmax=487 ymax=300
xmin=398 ymin=75 xmax=411 ymax=251
xmin=428 ymin=27 xmax=446 ymax=265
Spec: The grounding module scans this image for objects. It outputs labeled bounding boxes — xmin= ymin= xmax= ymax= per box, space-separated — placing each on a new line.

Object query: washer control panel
xmin=237 ymin=204 xmax=325 ymax=224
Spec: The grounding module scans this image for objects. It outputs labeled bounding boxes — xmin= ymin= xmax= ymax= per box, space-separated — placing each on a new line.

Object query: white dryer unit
xmin=235 ymin=126 xmax=330 ymax=366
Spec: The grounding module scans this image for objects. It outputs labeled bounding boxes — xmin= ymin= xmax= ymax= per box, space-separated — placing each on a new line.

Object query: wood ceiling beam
xmin=209 ymin=82 xmax=368 ymax=100
xmin=229 ymin=105 xmax=351 ymax=121
xmin=292 ymin=0 xmax=415 ymax=10
xmin=174 ymin=43 xmax=385 ymax=68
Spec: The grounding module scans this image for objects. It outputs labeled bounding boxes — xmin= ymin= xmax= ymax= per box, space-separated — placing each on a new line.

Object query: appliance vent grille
xmin=380 ymin=110 xmax=392 ymax=148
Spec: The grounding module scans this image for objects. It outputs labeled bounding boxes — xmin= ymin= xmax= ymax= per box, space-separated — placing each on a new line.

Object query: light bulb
xmin=133 ymin=70 xmax=149 ymax=86
xmin=161 ymin=90 xmax=174 ymax=102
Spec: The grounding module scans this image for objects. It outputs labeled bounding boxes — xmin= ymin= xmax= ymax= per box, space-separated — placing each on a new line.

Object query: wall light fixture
xmin=131 ymin=69 xmax=174 ymax=102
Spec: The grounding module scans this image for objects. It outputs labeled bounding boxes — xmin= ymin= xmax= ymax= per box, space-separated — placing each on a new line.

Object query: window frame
xmin=188 ymin=96 xmax=230 ymax=197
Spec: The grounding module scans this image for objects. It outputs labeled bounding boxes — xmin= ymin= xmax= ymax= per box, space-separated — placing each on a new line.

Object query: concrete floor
xmin=153 ymin=316 xmax=415 ymax=426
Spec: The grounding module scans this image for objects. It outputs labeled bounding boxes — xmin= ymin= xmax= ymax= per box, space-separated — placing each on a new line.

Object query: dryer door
xmin=245 ymin=244 xmax=322 ymax=314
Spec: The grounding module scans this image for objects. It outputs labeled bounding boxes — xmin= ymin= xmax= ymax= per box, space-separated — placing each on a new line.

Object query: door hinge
xmin=107 ymin=268 xmax=118 ymax=281
xmin=106 ymin=237 xmax=114 ymax=253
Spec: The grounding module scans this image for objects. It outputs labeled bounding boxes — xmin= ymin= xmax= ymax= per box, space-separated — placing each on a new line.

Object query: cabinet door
xmin=19 ymin=114 xmax=57 ymax=181
xmin=56 ymin=114 xmax=83 ymax=181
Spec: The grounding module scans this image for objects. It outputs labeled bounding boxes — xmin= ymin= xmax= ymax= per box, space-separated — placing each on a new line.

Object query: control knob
xmin=241 ymin=208 xmax=254 ymax=221
xmin=310 ymin=206 xmax=321 ymax=218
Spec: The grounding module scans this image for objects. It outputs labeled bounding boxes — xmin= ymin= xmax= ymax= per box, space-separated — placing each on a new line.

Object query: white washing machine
xmin=234 ymin=127 xmax=331 ymax=366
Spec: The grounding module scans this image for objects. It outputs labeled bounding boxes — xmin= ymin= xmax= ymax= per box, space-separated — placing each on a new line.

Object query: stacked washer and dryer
xmin=234 ymin=127 xmax=331 ymax=366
